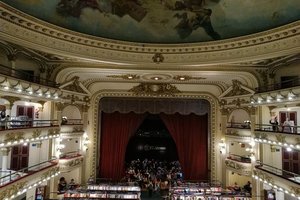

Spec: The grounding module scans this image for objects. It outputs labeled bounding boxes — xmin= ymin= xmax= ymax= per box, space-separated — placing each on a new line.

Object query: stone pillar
xmin=49 ymin=176 xmax=58 ymax=199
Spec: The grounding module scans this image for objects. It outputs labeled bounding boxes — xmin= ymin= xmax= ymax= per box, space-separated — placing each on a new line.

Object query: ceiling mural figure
xmin=2 ymin=0 xmax=300 ymax=43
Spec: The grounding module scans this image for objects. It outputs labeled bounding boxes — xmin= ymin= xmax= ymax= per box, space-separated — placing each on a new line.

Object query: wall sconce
xmin=83 ymin=133 xmax=91 ymax=151
xmin=219 ymin=140 xmax=226 ymax=155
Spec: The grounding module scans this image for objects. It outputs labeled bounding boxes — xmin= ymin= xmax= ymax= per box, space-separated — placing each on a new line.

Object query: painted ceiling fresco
xmin=2 ymin=0 xmax=300 ymax=43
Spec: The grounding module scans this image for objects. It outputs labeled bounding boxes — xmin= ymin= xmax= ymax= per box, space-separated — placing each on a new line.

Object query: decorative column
xmin=0 ymin=147 xmax=10 ymax=178
xmin=81 ymin=104 xmax=90 ymax=184
xmin=220 ymin=108 xmax=230 ymax=187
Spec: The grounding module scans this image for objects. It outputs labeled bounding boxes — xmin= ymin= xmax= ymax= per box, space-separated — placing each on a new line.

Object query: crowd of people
xmin=123 ymin=159 xmax=183 ymax=196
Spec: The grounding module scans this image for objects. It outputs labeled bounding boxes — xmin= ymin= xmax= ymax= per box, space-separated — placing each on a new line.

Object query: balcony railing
xmin=61 ymin=119 xmax=83 ymax=125
xmin=0 ymin=119 xmax=59 ymax=131
xmin=59 ymin=151 xmax=81 ymax=159
xmin=255 ymin=77 xmax=300 ymax=93
xmin=227 ymin=154 xmax=251 ymax=163
xmin=0 ymin=158 xmax=58 ymax=187
xmin=227 ymin=122 xmax=251 ymax=129
xmin=255 ymin=161 xmax=300 ymax=184
xmin=0 ymin=64 xmax=59 ymax=88
xmin=254 ymin=123 xmax=300 ymax=134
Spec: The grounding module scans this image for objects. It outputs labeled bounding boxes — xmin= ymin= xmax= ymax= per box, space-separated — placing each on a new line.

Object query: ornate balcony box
xmin=59 ymin=155 xmax=84 ymax=172
xmin=225 ymin=158 xmax=252 ymax=176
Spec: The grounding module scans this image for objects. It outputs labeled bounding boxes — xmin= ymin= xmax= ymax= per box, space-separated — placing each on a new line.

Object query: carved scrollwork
xmin=32 ymin=129 xmax=42 ymax=138
xmin=129 ymin=83 xmax=180 ymax=96
xmin=275 ymin=134 xmax=286 ymax=143
xmin=0 ymin=181 xmax=27 ymax=199
xmin=4 ymin=132 xmax=24 ymax=143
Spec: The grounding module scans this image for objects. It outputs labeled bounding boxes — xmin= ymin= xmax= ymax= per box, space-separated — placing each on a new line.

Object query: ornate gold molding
xmin=107 ymin=74 xmax=140 ymax=80
xmin=32 ymin=129 xmax=42 ymax=138
xmin=173 ymin=75 xmax=206 ymax=81
xmin=1 ymin=3 xmax=299 ymax=64
xmin=129 ymin=83 xmax=180 ymax=96
xmin=4 ymin=131 xmax=24 ymax=143
xmin=48 ymin=128 xmax=60 ymax=136
xmin=275 ymin=134 xmax=286 ymax=143
xmin=0 ymin=181 xmax=27 ymax=199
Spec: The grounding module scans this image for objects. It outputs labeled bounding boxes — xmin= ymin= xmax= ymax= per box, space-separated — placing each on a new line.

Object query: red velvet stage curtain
xmin=160 ymin=113 xmax=208 ymax=181
xmin=99 ymin=112 xmax=146 ymax=180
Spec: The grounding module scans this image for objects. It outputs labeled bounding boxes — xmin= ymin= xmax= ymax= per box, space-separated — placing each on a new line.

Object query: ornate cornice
xmin=0 ymin=3 xmax=299 ymax=65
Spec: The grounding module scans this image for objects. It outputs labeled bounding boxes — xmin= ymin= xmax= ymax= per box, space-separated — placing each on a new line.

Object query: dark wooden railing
xmin=0 ymin=64 xmax=59 ymax=88
xmin=255 ymin=77 xmax=300 ymax=93
xmin=255 ymin=161 xmax=300 ymax=184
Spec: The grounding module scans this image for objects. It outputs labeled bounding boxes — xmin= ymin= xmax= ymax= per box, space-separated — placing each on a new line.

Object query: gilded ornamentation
xmin=290 ymin=186 xmax=300 ymax=196
xmin=129 ymin=83 xmax=180 ymax=96
xmin=37 ymin=100 xmax=46 ymax=111
xmin=56 ymin=102 xmax=65 ymax=111
xmin=107 ymin=74 xmax=140 ymax=80
xmin=220 ymin=107 xmax=230 ymax=115
xmin=275 ymin=134 xmax=286 ymax=143
xmin=73 ymin=126 xmax=84 ymax=132
xmin=256 ymin=69 xmax=269 ymax=87
xmin=1 ymin=96 xmax=21 ymax=109
xmin=225 ymin=159 xmax=251 ymax=176
xmin=152 ymin=53 xmax=164 ymax=63
xmin=63 ymin=76 xmax=86 ymax=94
xmin=255 ymin=132 xmax=268 ymax=139
xmin=225 ymin=80 xmax=250 ymax=96
xmin=81 ymin=103 xmax=90 ymax=113
xmin=4 ymin=132 xmax=24 ymax=143
xmin=32 ymin=129 xmax=42 ymax=138
xmin=173 ymin=75 xmax=206 ymax=81
xmin=230 ymin=98 xmax=247 ymax=107
xmin=41 ymin=166 xmax=60 ymax=180
xmin=0 ymin=181 xmax=27 ymax=199
xmin=48 ymin=128 xmax=60 ymax=136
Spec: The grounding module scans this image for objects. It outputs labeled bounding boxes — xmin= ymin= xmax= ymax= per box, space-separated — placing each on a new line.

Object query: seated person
xmin=58 ymin=177 xmax=67 ymax=193
xmin=243 ymin=181 xmax=252 ymax=194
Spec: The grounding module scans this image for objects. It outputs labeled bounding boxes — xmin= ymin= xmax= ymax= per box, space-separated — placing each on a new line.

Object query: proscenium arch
xmin=89 ymin=91 xmax=219 ymax=182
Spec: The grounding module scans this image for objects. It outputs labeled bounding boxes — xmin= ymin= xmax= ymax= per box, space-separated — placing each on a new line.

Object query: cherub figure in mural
xmin=173 ymin=0 xmax=221 ymax=40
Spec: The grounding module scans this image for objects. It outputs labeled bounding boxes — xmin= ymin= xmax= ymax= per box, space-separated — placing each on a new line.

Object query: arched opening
xmin=98 ymin=97 xmax=210 ymax=181
xmin=125 ymin=114 xmax=179 ymax=162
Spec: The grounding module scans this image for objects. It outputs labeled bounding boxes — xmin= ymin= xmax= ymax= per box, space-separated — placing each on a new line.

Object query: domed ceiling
xmin=2 ymin=0 xmax=300 ymax=43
